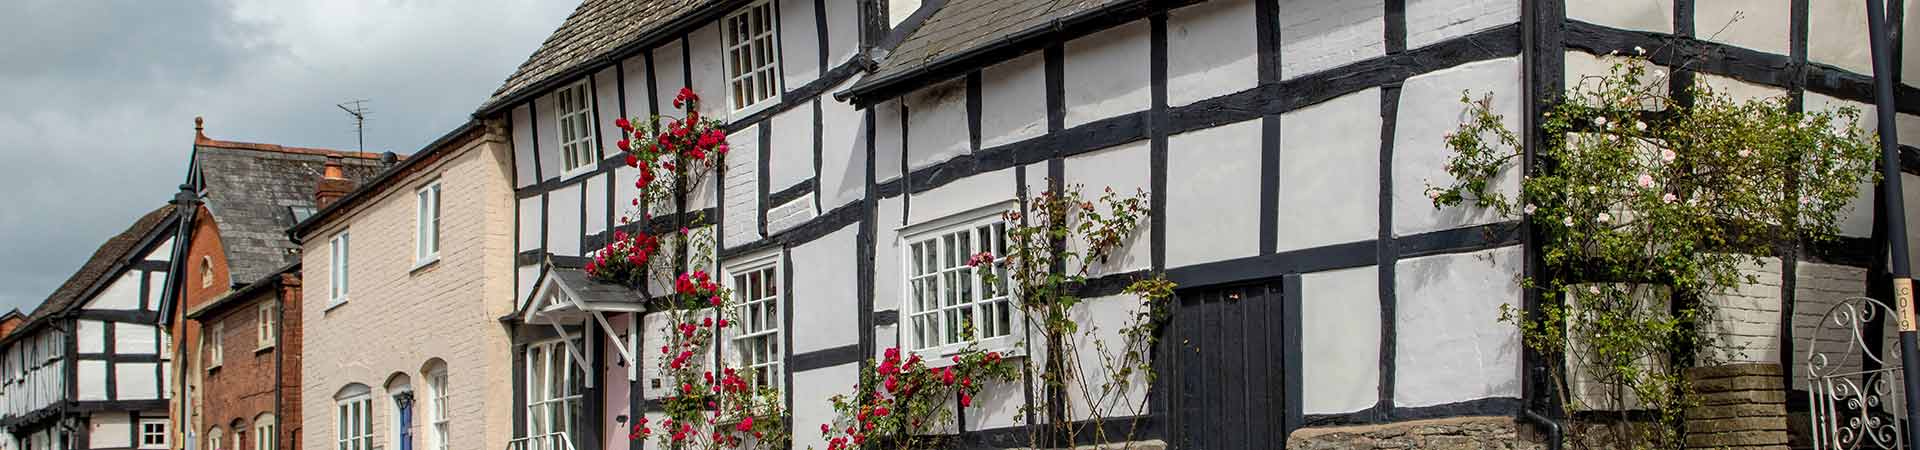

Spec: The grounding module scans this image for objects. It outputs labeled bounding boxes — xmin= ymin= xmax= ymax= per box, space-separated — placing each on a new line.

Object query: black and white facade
xmin=0 ymin=207 xmax=175 ymax=450
xmin=485 ymin=0 xmax=1920 ymax=448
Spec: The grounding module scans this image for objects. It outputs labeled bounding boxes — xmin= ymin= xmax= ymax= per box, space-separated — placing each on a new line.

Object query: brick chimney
xmin=316 ymin=155 xmax=354 ymax=208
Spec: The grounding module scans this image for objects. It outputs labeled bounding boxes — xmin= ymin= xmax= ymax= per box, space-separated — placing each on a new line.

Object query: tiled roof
xmin=194 ymin=136 xmax=391 ymax=285
xmin=481 ymin=0 xmax=720 ymax=112
xmin=24 ymin=206 xmax=174 ymax=325
xmin=871 ymin=0 xmax=1123 ymax=82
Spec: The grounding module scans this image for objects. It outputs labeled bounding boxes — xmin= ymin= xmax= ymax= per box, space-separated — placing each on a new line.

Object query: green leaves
xmin=1443 ymin=54 xmax=1879 ymax=448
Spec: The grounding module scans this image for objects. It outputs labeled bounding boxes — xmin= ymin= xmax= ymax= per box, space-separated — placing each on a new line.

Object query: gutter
xmin=472 ymin=0 xmax=763 ymax=118
xmin=835 ymin=0 xmax=1195 ymax=106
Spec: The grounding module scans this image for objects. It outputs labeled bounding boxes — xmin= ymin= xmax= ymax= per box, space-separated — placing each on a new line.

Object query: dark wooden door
xmin=1168 ymin=278 xmax=1295 ymax=450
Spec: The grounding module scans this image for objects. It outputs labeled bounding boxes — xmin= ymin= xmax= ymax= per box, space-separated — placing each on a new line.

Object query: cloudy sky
xmin=0 ymin=0 xmax=574 ymax=314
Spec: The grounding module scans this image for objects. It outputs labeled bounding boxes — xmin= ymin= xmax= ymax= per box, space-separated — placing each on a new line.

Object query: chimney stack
xmin=316 ymin=155 xmax=354 ymax=208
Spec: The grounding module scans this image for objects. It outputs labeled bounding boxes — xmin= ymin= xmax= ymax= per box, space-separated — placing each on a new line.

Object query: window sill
xmin=255 ymin=343 xmax=275 ymax=354
xmin=410 ymin=256 xmax=441 ymax=274
xmin=325 ymin=298 xmax=348 ymax=312
xmin=910 ymin=340 xmax=1027 ymax=369
xmin=560 ymin=164 xmax=598 ymax=180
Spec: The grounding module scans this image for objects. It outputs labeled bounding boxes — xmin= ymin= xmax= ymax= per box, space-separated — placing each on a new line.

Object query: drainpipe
xmin=1862 ymin=2 xmax=1920 ymax=450
xmin=1517 ymin=0 xmax=1566 ymax=449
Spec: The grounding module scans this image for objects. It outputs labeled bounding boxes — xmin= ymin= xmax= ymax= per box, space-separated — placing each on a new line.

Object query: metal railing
xmin=506 ymin=433 xmax=577 ymax=450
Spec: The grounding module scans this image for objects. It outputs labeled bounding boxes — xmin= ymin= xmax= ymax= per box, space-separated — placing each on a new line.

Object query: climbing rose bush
xmin=1427 ymin=51 xmax=1878 ymax=448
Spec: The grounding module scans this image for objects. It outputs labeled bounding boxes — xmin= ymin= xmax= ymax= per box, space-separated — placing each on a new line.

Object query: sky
xmin=0 ymin=0 xmax=576 ymax=315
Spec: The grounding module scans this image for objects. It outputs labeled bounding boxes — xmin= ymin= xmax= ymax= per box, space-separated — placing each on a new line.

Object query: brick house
xmin=182 ymin=264 xmax=299 ymax=450
xmin=157 ymin=119 xmax=391 ymax=450
xmin=290 ymin=122 xmax=517 ymax=450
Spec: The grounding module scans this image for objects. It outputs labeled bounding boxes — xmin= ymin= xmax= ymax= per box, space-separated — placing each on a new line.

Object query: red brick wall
xmin=173 ymin=206 xmax=231 ymax=450
xmin=198 ymin=287 xmax=277 ymax=450
xmin=278 ymin=274 xmax=302 ymax=450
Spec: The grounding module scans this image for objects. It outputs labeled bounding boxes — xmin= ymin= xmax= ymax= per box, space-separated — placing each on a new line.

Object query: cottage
xmin=366 ymin=0 xmax=1920 ymax=448
xmin=288 ymin=123 xmax=517 ymax=450
xmin=0 ymin=206 xmax=175 ymax=450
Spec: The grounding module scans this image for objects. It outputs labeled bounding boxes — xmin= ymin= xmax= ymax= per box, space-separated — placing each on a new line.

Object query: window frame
xmin=328 ymin=231 xmax=350 ymax=309
xmin=336 ymin=393 xmax=373 ymax=450
xmin=256 ymin=302 xmax=276 ymax=351
xmin=722 ymin=252 xmax=784 ymax=396
xmin=524 ymin=336 xmax=585 ymax=442
xmin=554 ymin=80 xmax=599 ymax=176
xmin=719 ymin=0 xmax=783 ymax=116
xmin=253 ymin=415 xmax=275 ymax=450
xmin=206 ymin=323 xmax=224 ymax=370
xmin=414 ymin=180 xmax=443 ymax=268
xmin=206 ymin=427 xmax=224 ymax=450
xmin=138 ymin=418 xmax=168 ymax=449
xmin=896 ymin=201 xmax=1023 ymax=363
xmin=428 ymin=366 xmax=450 ymax=450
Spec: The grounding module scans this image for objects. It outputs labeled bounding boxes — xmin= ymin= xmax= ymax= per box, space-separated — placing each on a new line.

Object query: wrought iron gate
xmin=1807 ymin=297 xmax=1908 ymax=449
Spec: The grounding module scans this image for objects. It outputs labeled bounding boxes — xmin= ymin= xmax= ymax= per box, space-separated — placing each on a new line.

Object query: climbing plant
xmin=591 ymin=88 xmax=788 ymax=450
xmin=815 ymin=184 xmax=1174 ymax=450
xmin=1426 ymin=51 xmax=1879 ymax=448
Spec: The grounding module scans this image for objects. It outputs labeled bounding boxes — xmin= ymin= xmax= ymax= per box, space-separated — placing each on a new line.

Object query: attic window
xmin=723 ymin=0 xmax=781 ymax=113
xmin=288 ymin=206 xmax=316 ymax=224
xmin=555 ymin=81 xmax=598 ymax=174
xmin=200 ymin=257 xmax=214 ymax=288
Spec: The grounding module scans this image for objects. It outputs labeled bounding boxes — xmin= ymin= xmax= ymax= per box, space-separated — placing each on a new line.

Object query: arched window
xmin=425 ymin=361 xmax=450 ymax=450
xmin=254 ymin=414 xmax=276 ymax=450
xmin=200 ymin=256 xmax=214 ymax=288
xmin=385 ymin=374 xmax=414 ymax=450
xmin=335 ymin=384 xmax=372 ymax=450
xmin=205 ymin=427 xmax=224 ymax=450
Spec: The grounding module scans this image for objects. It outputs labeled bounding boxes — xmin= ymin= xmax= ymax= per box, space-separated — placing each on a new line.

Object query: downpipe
xmin=1520 ymin=366 xmax=1565 ymax=450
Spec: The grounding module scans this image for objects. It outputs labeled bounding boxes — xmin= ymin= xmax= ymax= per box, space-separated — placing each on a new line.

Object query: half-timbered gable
xmin=0 ymin=206 xmax=176 ymax=450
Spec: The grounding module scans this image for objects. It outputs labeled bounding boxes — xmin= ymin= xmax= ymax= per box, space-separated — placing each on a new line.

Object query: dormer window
xmin=723 ymin=0 xmax=781 ymax=114
xmin=555 ymin=81 xmax=598 ymax=174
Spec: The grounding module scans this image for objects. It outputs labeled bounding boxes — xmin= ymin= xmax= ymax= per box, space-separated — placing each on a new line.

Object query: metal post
xmin=1864 ymin=1 xmax=1920 ymax=448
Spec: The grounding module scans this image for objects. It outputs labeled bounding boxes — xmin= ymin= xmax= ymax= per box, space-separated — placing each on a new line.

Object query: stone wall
xmin=1286 ymin=417 xmax=1544 ymax=450
xmin=1685 ymin=364 xmax=1790 ymax=449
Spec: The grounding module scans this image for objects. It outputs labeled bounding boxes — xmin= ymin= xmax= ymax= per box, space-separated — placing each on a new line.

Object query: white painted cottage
xmin=474 ymin=0 xmax=1920 ymax=448
xmin=0 ymin=207 xmax=176 ymax=450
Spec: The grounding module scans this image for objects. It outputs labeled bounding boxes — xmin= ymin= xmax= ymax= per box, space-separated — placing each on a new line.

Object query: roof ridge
xmin=192 ymin=116 xmax=398 ymax=160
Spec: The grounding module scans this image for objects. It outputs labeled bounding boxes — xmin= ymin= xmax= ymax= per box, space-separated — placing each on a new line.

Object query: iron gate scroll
xmin=1808 ymin=297 xmax=1909 ymax=449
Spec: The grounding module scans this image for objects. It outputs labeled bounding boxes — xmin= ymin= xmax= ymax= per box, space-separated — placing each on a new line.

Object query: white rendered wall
xmin=1392 ymin=57 xmax=1522 ymax=237
xmin=1808 ymin=0 xmax=1873 ymax=76
xmin=789 ymin=226 xmax=860 ymax=354
xmin=1566 ymin=0 xmax=1671 ymax=33
xmin=1405 ymin=0 xmax=1517 ymax=50
xmin=78 ymin=320 xmax=105 ymax=354
xmin=86 ymin=272 xmax=140 ymax=311
xmin=1393 ymin=245 xmax=1523 ymax=407
xmin=513 ymin=104 xmax=537 ymax=187
xmin=769 ymin=102 xmax=815 ymax=193
xmin=89 ymin=412 xmax=130 ymax=449
xmin=906 ymin=168 xmax=1016 ymax=226
xmin=904 ymin=79 xmax=970 ymax=172
xmin=874 ymin=99 xmax=905 ymax=183
xmin=780 ymin=0 xmax=822 ymax=87
xmin=1064 ymin=21 xmax=1151 ymax=128
xmin=1165 ymin=119 xmax=1262 ymax=267
xmin=819 ymin=79 xmax=867 ymax=209
xmin=547 ymin=184 xmax=584 ymax=256
xmin=114 ymin=323 xmax=156 ymax=355
xmin=1166 ymin=0 xmax=1258 ymax=107
xmin=689 ymin=22 xmax=729 ymax=120
xmin=595 ymin=68 xmax=621 ymax=157
xmin=1695 ymin=0 xmax=1791 ymax=56
xmin=1280 ymin=0 xmax=1386 ymax=80
xmin=78 ymin=360 xmax=108 ymax=401
xmin=116 ymin=362 xmax=159 ymax=400
xmin=586 ymin=173 xmax=609 ymax=237
xmin=621 ymin=54 xmax=654 ymax=117
xmin=1278 ymin=88 xmax=1382 ymax=252
xmin=979 ymin=53 xmax=1048 ymax=150
xmin=791 ymin=363 xmax=857 ymax=450
xmin=1301 ymin=266 xmax=1381 ymax=414
xmin=535 ymin=92 xmax=563 ymax=182
xmin=653 ymin=43 xmax=688 ymax=117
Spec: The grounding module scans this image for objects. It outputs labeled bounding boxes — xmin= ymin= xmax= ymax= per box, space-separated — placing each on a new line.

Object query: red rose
xmin=615 ymin=117 xmax=632 ymax=130
xmin=617 ymin=139 xmax=631 ymax=151
xmin=960 ymin=393 xmax=973 ymax=407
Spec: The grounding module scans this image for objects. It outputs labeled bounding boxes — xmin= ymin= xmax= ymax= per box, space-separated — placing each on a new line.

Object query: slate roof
xmin=880 ymin=0 xmax=1120 ymax=73
xmin=481 ymin=0 xmax=719 ymax=113
xmin=23 ymin=206 xmax=174 ymax=326
xmin=193 ymin=136 xmax=390 ymax=286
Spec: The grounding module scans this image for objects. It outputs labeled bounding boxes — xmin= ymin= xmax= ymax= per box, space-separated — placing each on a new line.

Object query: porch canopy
xmin=519 ymin=256 xmax=647 ymax=386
